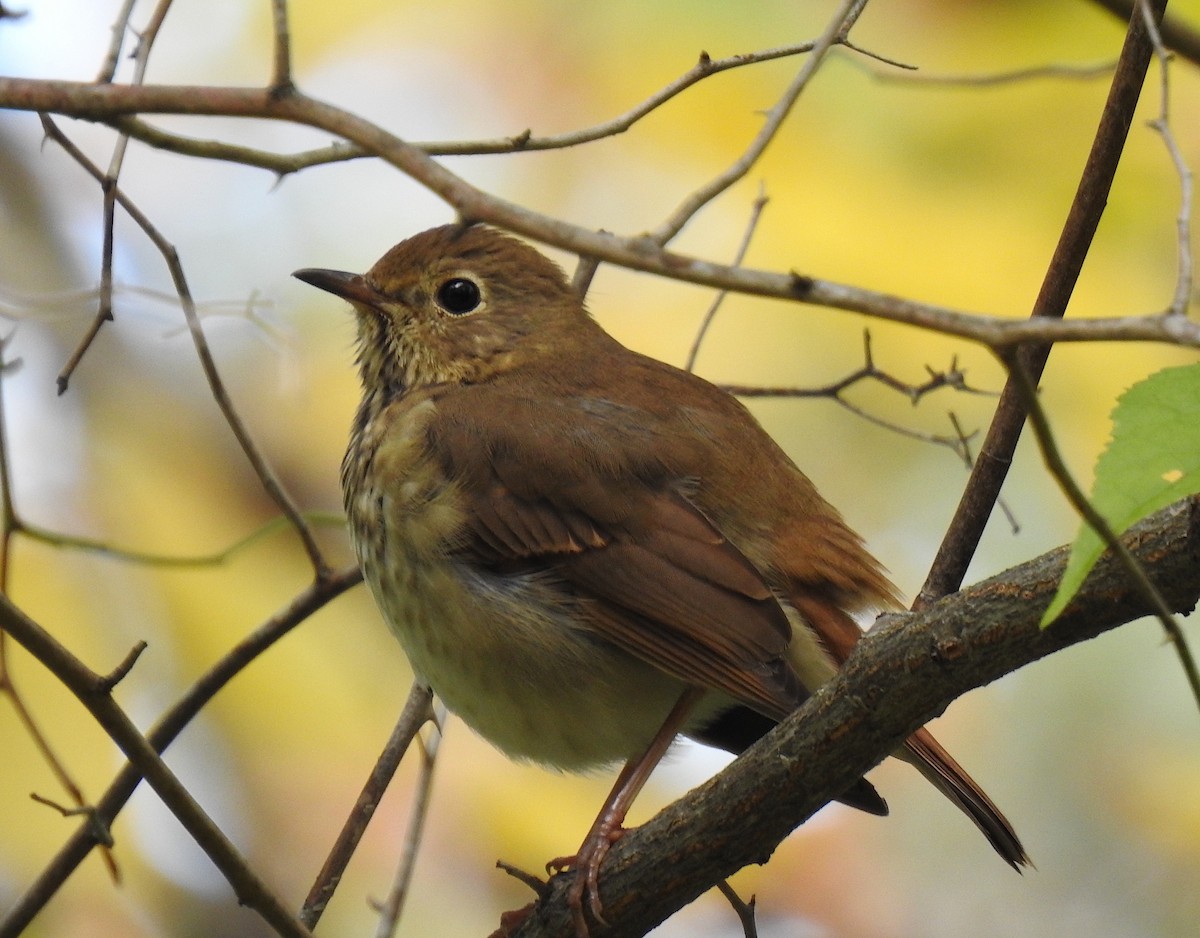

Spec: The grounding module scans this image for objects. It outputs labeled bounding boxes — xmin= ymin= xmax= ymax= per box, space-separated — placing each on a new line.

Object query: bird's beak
xmin=293 ymin=268 xmax=382 ymax=307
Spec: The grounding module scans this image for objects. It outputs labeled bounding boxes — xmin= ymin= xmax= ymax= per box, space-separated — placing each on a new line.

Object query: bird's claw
xmin=547 ymin=823 xmax=627 ymax=936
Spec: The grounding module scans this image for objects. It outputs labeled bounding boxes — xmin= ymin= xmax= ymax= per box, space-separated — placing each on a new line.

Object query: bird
xmin=294 ymin=222 xmax=1027 ymax=933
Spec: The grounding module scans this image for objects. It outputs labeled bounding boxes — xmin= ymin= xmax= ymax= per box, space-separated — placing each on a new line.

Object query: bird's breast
xmin=342 ymin=395 xmax=707 ymax=769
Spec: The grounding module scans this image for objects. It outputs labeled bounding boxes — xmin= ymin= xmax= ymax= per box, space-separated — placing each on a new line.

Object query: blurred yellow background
xmin=1 ymin=1 xmax=1198 ymax=936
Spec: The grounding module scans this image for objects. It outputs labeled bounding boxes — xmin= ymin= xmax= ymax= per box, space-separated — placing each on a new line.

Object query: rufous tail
xmin=903 ymin=727 xmax=1030 ymax=869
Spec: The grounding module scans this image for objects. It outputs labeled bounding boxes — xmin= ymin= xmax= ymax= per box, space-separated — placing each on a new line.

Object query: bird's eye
xmin=435 ymin=277 xmax=482 ymax=315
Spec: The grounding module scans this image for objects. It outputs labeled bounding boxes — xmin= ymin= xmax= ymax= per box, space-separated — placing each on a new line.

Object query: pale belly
xmin=364 ymin=555 xmax=721 ymax=769
xmin=346 ymin=395 xmax=734 ymax=768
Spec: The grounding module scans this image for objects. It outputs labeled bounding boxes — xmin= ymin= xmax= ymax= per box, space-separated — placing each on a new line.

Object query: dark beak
xmin=293 ymin=268 xmax=381 ymax=306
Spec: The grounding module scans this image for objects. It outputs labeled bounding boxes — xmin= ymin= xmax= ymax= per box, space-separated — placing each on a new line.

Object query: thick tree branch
xmin=512 ymin=496 xmax=1200 ymax=937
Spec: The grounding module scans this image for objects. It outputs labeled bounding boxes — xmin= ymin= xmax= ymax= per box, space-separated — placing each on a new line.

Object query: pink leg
xmin=551 ymin=687 xmax=703 ymax=936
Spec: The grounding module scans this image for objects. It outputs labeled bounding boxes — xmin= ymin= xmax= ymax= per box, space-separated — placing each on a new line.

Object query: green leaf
xmin=1041 ymin=362 xmax=1200 ymax=626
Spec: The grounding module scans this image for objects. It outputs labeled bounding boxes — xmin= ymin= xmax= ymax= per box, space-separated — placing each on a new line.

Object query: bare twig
xmin=715 ymin=881 xmax=758 ymax=938
xmin=0 ymin=566 xmax=362 ymax=937
xmin=916 ymin=0 xmax=1170 ymax=608
xmin=96 ymin=640 xmax=148 ymax=692
xmin=59 ymin=0 xmax=177 ymax=394
xmin=16 ymin=510 xmax=344 ymax=568
xmin=39 ymin=115 xmax=332 ymax=580
xmin=722 ymin=332 xmax=994 ymax=453
xmin=724 ymin=333 xmax=992 ymax=403
xmin=648 ymin=0 xmax=866 ymax=244
xmin=372 ymin=701 xmax=447 ymax=938
xmin=871 ymin=60 xmax=1117 ymax=86
xmin=1137 ymin=0 xmax=1195 ymax=318
xmin=948 ymin=411 xmax=1019 ymax=534
xmin=269 ymin=0 xmax=293 ymax=93
xmin=300 ymin=683 xmax=435 ymax=930
xmin=685 ymin=186 xmax=769 ymax=373
xmin=0 ymin=594 xmax=317 ymax=938
xmin=95 ymin=0 xmax=138 ymax=83
xmin=107 ymin=38 xmax=872 ymax=174
xmin=28 ymin=795 xmax=114 ymax=848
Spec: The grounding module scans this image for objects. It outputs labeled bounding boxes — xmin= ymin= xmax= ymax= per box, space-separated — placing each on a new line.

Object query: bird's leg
xmin=550 ymin=686 xmax=703 ymax=935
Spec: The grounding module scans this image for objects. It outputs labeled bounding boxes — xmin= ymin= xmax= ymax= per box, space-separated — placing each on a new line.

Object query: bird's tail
xmin=787 ymin=591 xmax=1030 ymax=869
xmin=902 ymin=727 xmax=1030 ymax=869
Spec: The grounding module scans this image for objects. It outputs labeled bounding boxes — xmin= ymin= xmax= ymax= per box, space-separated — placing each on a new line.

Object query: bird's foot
xmin=547 ymin=820 xmax=627 ymax=936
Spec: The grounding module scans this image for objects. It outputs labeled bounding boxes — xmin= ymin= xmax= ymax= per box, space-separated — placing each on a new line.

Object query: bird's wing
xmin=432 ymin=392 xmax=802 ymax=720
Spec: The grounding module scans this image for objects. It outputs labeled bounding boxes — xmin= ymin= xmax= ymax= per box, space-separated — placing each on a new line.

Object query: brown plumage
xmin=295 ymin=223 xmax=1027 ymax=931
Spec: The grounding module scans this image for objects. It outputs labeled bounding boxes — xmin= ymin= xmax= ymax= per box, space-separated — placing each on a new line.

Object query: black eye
xmin=435 ymin=277 xmax=482 ymax=315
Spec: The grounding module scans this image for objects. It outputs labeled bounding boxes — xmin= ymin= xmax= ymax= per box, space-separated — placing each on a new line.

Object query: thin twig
xmin=0 ymin=566 xmax=362 ymax=937
xmin=60 ymin=0 xmax=177 ymax=394
xmin=871 ymin=60 xmax=1117 ymax=86
xmin=649 ymin=0 xmax=867 ymax=244
xmin=685 ymin=185 xmax=769 ymax=373
xmin=916 ymin=0 xmax=1170 ymax=608
xmin=108 ymin=39 xmax=864 ymax=174
xmin=1137 ymin=0 xmax=1195 ymax=318
xmin=96 ymin=640 xmax=148 ymax=692
xmin=715 ymin=881 xmax=758 ymax=938
xmin=95 ymin=0 xmax=138 ymax=83
xmin=17 ymin=510 xmax=344 ymax=568
xmin=300 ymin=683 xmax=435 ymax=930
xmin=948 ymin=411 xmax=1019 ymax=534
xmin=372 ymin=701 xmax=447 ymax=938
xmin=723 ymin=332 xmax=994 ymax=453
xmin=39 ymin=115 xmax=332 ymax=580
xmin=0 ymin=594 xmax=317 ymax=938
xmin=28 ymin=795 xmax=114 ymax=848
xmin=0 ymin=331 xmax=18 ymax=589
xmin=269 ymin=0 xmax=293 ymax=93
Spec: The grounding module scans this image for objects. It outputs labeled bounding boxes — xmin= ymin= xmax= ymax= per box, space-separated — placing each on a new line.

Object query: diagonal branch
xmin=0 ymin=592 xmax=317 ymax=938
xmin=511 ymin=495 xmax=1200 ymax=937
xmin=647 ymin=0 xmax=866 ymax=244
xmin=2 ymin=80 xmax=1196 ymax=351
xmin=0 ymin=566 xmax=362 ymax=938
xmin=916 ymin=0 xmax=1168 ymax=606
xmin=39 ymin=115 xmax=332 ymax=580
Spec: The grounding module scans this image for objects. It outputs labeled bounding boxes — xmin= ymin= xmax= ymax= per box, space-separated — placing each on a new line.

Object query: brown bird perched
xmin=294 ymin=223 xmax=1027 ymax=932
